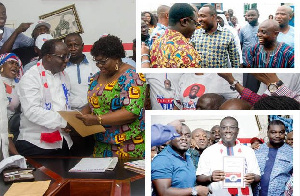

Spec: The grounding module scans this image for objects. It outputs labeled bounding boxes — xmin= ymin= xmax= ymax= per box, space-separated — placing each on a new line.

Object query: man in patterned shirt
xmin=150 ymin=3 xmax=202 ymax=68
xmin=191 ymin=4 xmax=240 ymax=68
xmin=244 ymin=19 xmax=294 ymax=68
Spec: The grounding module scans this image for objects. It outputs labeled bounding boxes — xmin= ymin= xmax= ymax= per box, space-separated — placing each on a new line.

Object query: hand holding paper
xmin=76 ymin=113 xmax=100 ymax=126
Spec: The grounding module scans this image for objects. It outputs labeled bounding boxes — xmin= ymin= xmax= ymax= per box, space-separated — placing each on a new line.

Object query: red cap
xmin=250 ymin=137 xmax=263 ymax=144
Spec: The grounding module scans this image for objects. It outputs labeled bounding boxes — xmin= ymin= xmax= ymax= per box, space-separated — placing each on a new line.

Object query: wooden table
xmin=0 ymin=157 xmax=145 ymax=196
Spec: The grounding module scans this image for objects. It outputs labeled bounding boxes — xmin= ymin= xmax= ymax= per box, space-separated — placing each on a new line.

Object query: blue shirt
xmin=0 ymin=27 xmax=34 ymax=50
xmin=151 ymin=124 xmax=180 ymax=147
xmin=277 ymin=26 xmax=294 ymax=48
xmin=149 ymin=23 xmax=167 ymax=48
xmin=254 ymin=143 xmax=293 ymax=196
xmin=239 ymin=23 xmax=259 ymax=64
xmin=151 ymin=145 xmax=196 ymax=188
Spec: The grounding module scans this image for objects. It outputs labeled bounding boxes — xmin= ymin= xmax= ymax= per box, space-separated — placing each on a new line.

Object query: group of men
xmin=0 ymin=2 xmax=99 ymax=156
xmin=151 ymin=117 xmax=293 ymax=196
xmin=144 ymin=3 xmax=294 ymax=68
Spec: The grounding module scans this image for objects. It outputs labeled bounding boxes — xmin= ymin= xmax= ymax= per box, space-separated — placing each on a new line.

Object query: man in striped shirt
xmin=244 ymin=19 xmax=294 ymax=68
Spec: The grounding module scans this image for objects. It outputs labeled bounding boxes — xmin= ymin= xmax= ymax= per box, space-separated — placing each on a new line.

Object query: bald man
xmin=149 ymin=5 xmax=170 ymax=47
xmin=196 ymin=93 xmax=225 ymax=110
xmin=219 ymin=98 xmax=252 ymax=110
xmin=188 ymin=128 xmax=209 ymax=169
xmin=275 ymin=5 xmax=294 ymax=47
xmin=244 ymin=19 xmax=294 ymax=68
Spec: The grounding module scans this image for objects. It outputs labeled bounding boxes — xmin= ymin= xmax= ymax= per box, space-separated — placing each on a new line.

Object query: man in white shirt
xmin=0 ymin=76 xmax=9 ymax=160
xmin=196 ymin=116 xmax=261 ymax=196
xmin=16 ymin=39 xmax=73 ymax=156
xmin=64 ymin=33 xmax=99 ymax=110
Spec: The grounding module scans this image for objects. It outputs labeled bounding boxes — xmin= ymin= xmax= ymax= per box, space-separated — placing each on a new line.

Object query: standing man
xmin=285 ymin=131 xmax=293 ymax=147
xmin=0 ymin=3 xmax=33 ymax=54
xmin=210 ymin=125 xmax=221 ymax=144
xmin=149 ymin=5 xmax=170 ymax=48
xmin=196 ymin=116 xmax=261 ymax=195
xmin=150 ymin=3 xmax=201 ymax=68
xmin=188 ymin=128 xmax=209 ymax=169
xmin=152 ymin=124 xmax=210 ymax=196
xmin=254 ymin=120 xmax=293 ymax=196
xmin=244 ymin=19 xmax=294 ymax=68
xmin=64 ymin=33 xmax=99 ymax=110
xmin=239 ymin=9 xmax=260 ymax=66
xmin=191 ymin=4 xmax=240 ymax=68
xmin=16 ymin=39 xmax=73 ymax=156
xmin=275 ymin=5 xmax=294 ymax=47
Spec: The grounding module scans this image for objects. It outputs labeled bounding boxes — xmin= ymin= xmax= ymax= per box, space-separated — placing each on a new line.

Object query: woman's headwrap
xmin=0 ymin=53 xmax=23 ymax=83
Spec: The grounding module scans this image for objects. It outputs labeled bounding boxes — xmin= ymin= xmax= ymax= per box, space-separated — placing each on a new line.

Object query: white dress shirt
xmin=0 ymin=76 xmax=9 ymax=160
xmin=17 ymin=64 xmax=73 ymax=150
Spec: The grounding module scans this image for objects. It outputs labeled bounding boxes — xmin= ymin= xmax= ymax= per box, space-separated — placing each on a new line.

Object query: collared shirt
xmin=239 ymin=23 xmax=259 ymax=64
xmin=0 ymin=27 xmax=34 ymax=50
xmin=64 ymin=55 xmax=99 ymax=110
xmin=245 ymin=42 xmax=294 ymax=68
xmin=241 ymin=84 xmax=300 ymax=105
xmin=149 ymin=23 xmax=167 ymax=48
xmin=0 ymin=76 xmax=9 ymax=160
xmin=277 ymin=26 xmax=294 ymax=48
xmin=196 ymin=140 xmax=260 ymax=196
xmin=151 ymin=145 xmax=196 ymax=189
xmin=150 ymin=29 xmax=202 ymax=68
xmin=17 ymin=63 xmax=73 ymax=150
xmin=254 ymin=143 xmax=293 ymax=196
xmin=191 ymin=26 xmax=240 ymax=68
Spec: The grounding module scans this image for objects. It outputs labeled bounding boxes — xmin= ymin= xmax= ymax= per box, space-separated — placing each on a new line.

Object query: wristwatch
xmin=230 ymin=80 xmax=239 ymax=91
xmin=191 ymin=187 xmax=198 ymax=196
xmin=268 ymin=80 xmax=283 ymax=93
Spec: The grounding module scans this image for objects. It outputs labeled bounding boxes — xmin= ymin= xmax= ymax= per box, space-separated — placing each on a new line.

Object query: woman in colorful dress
xmin=76 ymin=35 xmax=146 ymax=159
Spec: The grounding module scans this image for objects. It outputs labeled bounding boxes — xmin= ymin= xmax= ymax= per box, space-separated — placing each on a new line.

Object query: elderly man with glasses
xmin=196 ymin=116 xmax=261 ymax=196
xmin=16 ymin=39 xmax=73 ymax=156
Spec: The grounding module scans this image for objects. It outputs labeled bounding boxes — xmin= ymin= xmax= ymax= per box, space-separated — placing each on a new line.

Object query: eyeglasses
xmin=93 ymin=58 xmax=109 ymax=65
xmin=50 ymin=53 xmax=71 ymax=61
xmin=220 ymin=126 xmax=238 ymax=131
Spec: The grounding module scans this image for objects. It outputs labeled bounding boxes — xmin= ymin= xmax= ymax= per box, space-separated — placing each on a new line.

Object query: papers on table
xmin=223 ymin=156 xmax=245 ymax=188
xmin=4 ymin=180 xmax=51 ymax=196
xmin=58 ymin=110 xmax=105 ymax=137
xmin=69 ymin=157 xmax=118 ymax=172
xmin=124 ymin=160 xmax=145 ymax=175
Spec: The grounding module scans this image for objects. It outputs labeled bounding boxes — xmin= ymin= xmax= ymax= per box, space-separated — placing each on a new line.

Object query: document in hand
xmin=69 ymin=157 xmax=118 ymax=172
xmin=58 ymin=110 xmax=105 ymax=137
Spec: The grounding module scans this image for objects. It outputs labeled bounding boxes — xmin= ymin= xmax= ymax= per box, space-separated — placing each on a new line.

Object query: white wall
xmin=2 ymin=0 xmax=136 ymax=47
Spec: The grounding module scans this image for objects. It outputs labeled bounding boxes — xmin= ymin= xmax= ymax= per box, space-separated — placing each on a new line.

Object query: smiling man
xmin=196 ymin=116 xmax=261 ymax=196
xmin=151 ymin=123 xmax=210 ymax=196
xmin=16 ymin=39 xmax=73 ymax=156
xmin=64 ymin=33 xmax=99 ymax=110
xmin=244 ymin=19 xmax=294 ymax=68
xmin=254 ymin=120 xmax=293 ymax=196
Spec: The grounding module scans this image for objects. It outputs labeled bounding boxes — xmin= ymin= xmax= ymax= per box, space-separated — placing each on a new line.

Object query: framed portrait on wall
xmin=39 ymin=4 xmax=84 ymax=39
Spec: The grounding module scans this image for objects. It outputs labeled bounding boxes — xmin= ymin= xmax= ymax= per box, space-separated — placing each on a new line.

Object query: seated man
xmin=16 ymin=39 xmax=73 ymax=156
xmin=196 ymin=116 xmax=261 ymax=195
xmin=152 ymin=123 xmax=210 ymax=196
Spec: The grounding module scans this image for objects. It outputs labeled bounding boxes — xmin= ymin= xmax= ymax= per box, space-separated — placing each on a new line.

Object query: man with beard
xmin=254 ymin=120 xmax=293 ymax=196
xmin=244 ymin=19 xmax=294 ymax=68
xmin=152 ymin=124 xmax=210 ymax=196
xmin=275 ymin=5 xmax=294 ymax=47
xmin=196 ymin=116 xmax=261 ymax=195
xmin=64 ymin=33 xmax=99 ymax=110
xmin=150 ymin=3 xmax=201 ymax=68
xmin=191 ymin=4 xmax=239 ymax=68
xmin=239 ymin=9 xmax=260 ymax=65
xmin=188 ymin=128 xmax=209 ymax=169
